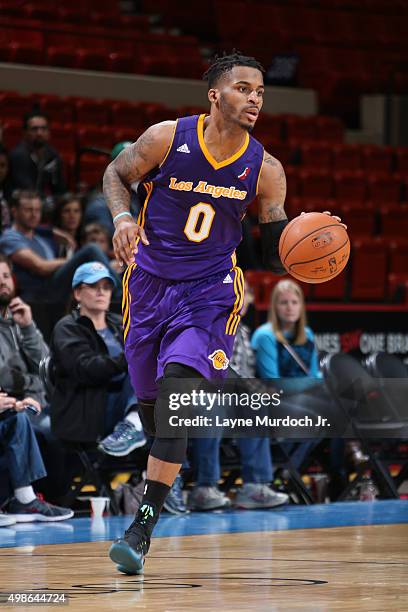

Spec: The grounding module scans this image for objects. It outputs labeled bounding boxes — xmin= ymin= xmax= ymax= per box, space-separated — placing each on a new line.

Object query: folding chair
xmin=321 ymin=353 xmax=408 ymax=499
xmin=363 ymin=352 xmax=408 ymax=489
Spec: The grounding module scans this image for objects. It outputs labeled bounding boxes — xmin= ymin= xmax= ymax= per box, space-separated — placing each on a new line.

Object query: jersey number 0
xmin=184 ymin=202 xmax=215 ymax=243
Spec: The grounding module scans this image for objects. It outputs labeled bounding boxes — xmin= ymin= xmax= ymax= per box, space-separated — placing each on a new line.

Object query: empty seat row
xmin=245 ymin=237 xmax=408 ymax=304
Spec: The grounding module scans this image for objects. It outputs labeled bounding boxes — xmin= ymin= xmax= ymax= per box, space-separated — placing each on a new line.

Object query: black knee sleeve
xmin=150 ymin=436 xmax=187 ymax=464
xmin=150 ymin=362 xmax=202 ymax=463
xmin=138 ymin=400 xmax=156 ymax=437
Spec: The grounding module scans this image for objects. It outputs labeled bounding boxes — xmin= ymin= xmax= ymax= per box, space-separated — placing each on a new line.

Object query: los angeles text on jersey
xmin=169 ymin=177 xmax=247 ymax=200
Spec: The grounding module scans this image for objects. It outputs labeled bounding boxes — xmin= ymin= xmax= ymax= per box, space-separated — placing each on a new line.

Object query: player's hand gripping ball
xmin=278 ymin=212 xmax=350 ymax=283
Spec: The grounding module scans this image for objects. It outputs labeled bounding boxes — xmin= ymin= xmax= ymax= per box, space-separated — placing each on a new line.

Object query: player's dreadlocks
xmin=202 ymin=50 xmax=265 ymax=89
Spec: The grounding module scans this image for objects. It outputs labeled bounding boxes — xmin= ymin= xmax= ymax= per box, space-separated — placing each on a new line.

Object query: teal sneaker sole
xmin=109 ymin=541 xmax=144 ymax=575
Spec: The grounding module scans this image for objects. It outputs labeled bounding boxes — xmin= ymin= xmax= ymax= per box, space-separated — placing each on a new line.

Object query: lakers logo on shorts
xmin=208 ymin=349 xmax=229 ymax=371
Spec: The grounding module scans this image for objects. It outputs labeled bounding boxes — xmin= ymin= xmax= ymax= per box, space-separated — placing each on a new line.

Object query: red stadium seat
xmin=254 ymin=114 xmax=284 ymax=142
xmin=73 ymin=99 xmax=111 ymax=125
xmin=332 ymin=144 xmax=362 ymax=172
xmin=285 ymin=116 xmax=318 ymax=142
xmin=285 ymin=167 xmax=300 ymax=202
xmin=380 ymin=205 xmax=408 ymax=237
xmin=313 ymin=270 xmax=347 ymax=300
xmin=361 ymin=145 xmax=394 ymax=174
xmin=46 ymin=46 xmax=77 ymax=69
xmin=350 ymin=237 xmax=387 ymax=301
xmin=0 ymin=29 xmax=44 ymax=66
xmin=314 ymin=116 xmax=344 ymax=143
xmin=388 ymin=273 xmax=408 ymax=303
xmin=333 ymin=171 xmax=367 ymax=203
xmin=299 ymin=170 xmax=334 ymax=199
xmin=1 ymin=120 xmax=22 ymax=150
xmin=389 ymin=238 xmax=408 ymax=275
xmin=107 ymin=52 xmax=135 ymax=74
xmin=340 ymin=203 xmax=375 ymax=238
xmin=113 ymin=127 xmax=143 ymax=144
xmin=266 ymin=142 xmax=298 ymax=166
xmin=38 ymin=95 xmax=75 ymax=124
xmin=244 ymin=270 xmax=265 ymax=308
xmin=395 ymin=147 xmax=408 ymax=174
xmin=49 ymin=124 xmax=76 ymax=156
xmin=110 ymin=101 xmax=148 ymax=131
xmin=75 ymin=49 xmax=108 ymax=71
xmin=79 ymin=153 xmax=109 ymax=187
xmin=0 ymin=92 xmax=37 ymax=121
xmin=299 ymin=143 xmax=332 ymax=170
xmin=77 ymin=126 xmax=115 ymax=151
xmin=367 ymin=175 xmax=402 ymax=205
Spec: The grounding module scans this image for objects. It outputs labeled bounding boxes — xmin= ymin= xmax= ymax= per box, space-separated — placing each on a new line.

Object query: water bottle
xmin=359 ymin=473 xmax=378 ymax=501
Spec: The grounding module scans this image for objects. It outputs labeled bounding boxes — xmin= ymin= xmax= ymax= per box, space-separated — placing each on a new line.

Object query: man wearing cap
xmin=83 ymin=142 xmax=140 ymax=238
xmin=49 ymin=261 xmax=145 ymax=452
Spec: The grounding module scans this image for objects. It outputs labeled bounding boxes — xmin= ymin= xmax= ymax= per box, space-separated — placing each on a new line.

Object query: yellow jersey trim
xmin=159 ymin=119 xmax=178 ymax=168
xmin=197 ymin=114 xmax=250 ymax=171
xmin=225 ymin=266 xmax=245 ymax=336
xmin=122 ymin=263 xmax=137 ymax=341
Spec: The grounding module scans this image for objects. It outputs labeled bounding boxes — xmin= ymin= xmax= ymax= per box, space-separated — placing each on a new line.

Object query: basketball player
xmin=103 ymin=51 xmax=331 ymax=575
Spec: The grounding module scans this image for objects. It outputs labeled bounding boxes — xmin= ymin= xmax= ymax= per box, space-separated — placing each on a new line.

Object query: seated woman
xmin=252 ymin=279 xmax=349 ymax=497
xmin=52 ymin=193 xmax=84 ymax=256
xmin=50 ymin=261 xmax=145 ymax=455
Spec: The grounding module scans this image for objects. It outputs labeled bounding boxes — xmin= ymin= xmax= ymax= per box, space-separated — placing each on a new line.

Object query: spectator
xmin=53 ymin=193 xmax=84 ymax=254
xmin=81 ymin=222 xmax=121 ymax=273
xmin=0 ymin=254 xmax=48 ymax=407
xmin=0 ymin=190 xmax=121 ymax=303
xmin=50 ymin=262 xmax=145 ymax=452
xmin=251 ymin=279 xmax=353 ymax=499
xmin=9 ymin=110 xmax=66 ymax=199
xmin=0 ymin=392 xmax=73 ymax=522
xmin=83 ymin=142 xmax=139 ymax=237
xmin=0 ymin=144 xmax=12 ymax=232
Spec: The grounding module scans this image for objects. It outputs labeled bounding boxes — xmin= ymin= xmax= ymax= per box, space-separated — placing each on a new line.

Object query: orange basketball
xmin=278 ymin=212 xmax=350 ymax=284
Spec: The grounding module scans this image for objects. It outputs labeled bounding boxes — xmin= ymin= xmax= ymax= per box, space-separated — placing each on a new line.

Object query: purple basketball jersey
xmin=135 ymin=114 xmax=264 ymax=280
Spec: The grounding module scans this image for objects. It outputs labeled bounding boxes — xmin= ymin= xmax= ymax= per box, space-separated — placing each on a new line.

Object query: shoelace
xmin=111 ymin=421 xmax=134 ymax=440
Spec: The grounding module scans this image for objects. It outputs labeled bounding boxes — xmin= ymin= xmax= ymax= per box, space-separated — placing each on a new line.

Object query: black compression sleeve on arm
xmin=260 ymin=220 xmax=288 ymax=275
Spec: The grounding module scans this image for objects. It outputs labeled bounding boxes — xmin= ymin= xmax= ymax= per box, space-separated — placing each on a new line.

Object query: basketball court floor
xmin=1 ymin=500 xmax=407 ymax=611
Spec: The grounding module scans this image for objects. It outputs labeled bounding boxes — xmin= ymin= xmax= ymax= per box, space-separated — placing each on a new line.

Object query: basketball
xmin=279 ymin=212 xmax=350 ymax=284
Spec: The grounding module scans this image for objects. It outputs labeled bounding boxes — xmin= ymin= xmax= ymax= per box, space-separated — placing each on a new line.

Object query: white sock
xmin=14 ymin=486 xmax=36 ymax=504
xmin=125 ymin=411 xmax=143 ymax=430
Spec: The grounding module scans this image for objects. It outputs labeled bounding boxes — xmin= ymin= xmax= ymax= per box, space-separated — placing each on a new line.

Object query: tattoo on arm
xmin=258 ymin=153 xmax=287 ymax=223
xmin=259 ymin=204 xmax=288 ymax=223
xmin=103 ymin=130 xmax=156 ymax=218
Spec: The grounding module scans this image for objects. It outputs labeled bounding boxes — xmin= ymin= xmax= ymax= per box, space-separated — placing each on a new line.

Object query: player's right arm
xmin=103 ymin=121 xmax=176 ymax=266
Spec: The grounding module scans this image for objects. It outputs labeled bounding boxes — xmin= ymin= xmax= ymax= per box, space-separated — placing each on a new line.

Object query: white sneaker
xmin=0 ymin=513 xmax=16 ymax=527
xmin=234 ymin=484 xmax=289 ymax=509
xmin=188 ymin=486 xmax=231 ymax=511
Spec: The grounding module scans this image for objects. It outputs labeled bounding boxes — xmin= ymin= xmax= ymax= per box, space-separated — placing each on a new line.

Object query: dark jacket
xmin=0 ymin=314 xmax=48 ymax=404
xmin=9 ymin=141 xmax=66 ymax=197
xmin=49 ymin=310 xmax=127 ymax=442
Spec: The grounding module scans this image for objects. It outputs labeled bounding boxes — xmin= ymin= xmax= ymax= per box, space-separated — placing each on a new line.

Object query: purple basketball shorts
xmin=122 ymin=264 xmax=244 ymax=401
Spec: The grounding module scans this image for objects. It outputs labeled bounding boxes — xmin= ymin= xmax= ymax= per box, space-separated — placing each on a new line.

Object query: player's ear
xmin=208 ymin=88 xmax=219 ymax=104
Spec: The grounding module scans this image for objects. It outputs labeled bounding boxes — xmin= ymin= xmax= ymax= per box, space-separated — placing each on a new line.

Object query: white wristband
xmin=113 ymin=211 xmax=132 ymax=223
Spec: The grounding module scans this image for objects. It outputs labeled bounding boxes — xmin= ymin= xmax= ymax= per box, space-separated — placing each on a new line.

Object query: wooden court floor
xmin=1 ymin=524 xmax=407 ymax=611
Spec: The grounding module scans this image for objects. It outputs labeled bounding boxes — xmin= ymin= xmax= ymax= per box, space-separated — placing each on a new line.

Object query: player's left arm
xmin=257 ymin=152 xmax=288 ymax=275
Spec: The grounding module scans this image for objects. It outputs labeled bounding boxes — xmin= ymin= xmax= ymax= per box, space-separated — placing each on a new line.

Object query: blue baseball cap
xmin=72 ymin=261 xmax=116 ymax=288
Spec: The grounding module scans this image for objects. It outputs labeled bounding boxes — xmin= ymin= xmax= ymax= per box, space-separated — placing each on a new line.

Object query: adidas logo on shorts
xmin=223 ymin=274 xmax=233 ymax=284
xmin=177 ymin=143 xmax=190 ymax=153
